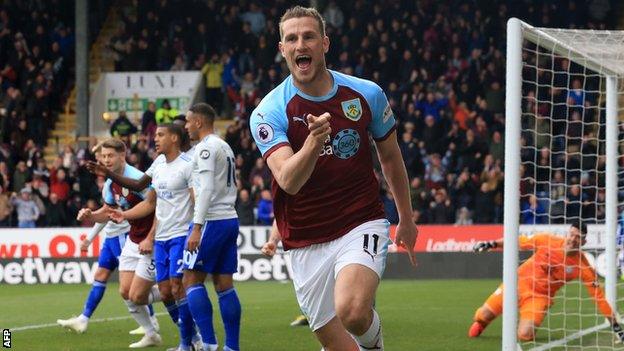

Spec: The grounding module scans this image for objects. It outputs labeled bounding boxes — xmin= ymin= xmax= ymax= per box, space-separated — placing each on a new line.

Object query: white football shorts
xmin=290 ymin=218 xmax=390 ymax=331
xmin=118 ymin=240 xmax=155 ymax=282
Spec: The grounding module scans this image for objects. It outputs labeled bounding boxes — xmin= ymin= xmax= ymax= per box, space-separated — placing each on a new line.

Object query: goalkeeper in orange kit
xmin=469 ymin=221 xmax=624 ymax=342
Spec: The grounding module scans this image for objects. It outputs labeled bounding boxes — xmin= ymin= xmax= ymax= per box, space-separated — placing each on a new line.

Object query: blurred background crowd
xmin=0 ymin=0 xmax=615 ymax=227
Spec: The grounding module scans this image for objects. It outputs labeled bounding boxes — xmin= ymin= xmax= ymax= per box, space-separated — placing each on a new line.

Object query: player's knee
xmin=129 ymin=290 xmax=148 ymax=305
xmin=119 ymin=287 xmax=130 ymax=300
xmin=213 ymin=278 xmax=233 ymax=292
xmin=94 ymin=268 xmax=111 ymax=282
xmin=170 ymin=281 xmax=184 ymax=299
xmin=475 ymin=306 xmax=496 ymax=323
xmin=517 ymin=326 xmax=535 ymax=341
xmin=335 ymin=299 xmax=371 ymax=333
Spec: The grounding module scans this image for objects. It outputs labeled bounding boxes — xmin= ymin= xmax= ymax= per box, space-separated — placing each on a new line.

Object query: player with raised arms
xmin=470 ymin=222 xmax=624 ymax=342
xmin=249 ymin=6 xmax=418 ymax=351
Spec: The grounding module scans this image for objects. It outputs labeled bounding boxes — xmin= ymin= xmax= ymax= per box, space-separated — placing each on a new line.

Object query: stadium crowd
xmin=0 ymin=0 xmax=615 ymax=227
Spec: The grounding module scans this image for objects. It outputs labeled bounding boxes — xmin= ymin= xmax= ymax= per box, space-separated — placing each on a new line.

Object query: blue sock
xmin=164 ymin=300 xmax=179 ymax=324
xmin=185 ymin=283 xmax=217 ymax=345
xmin=177 ymin=298 xmax=195 ymax=347
xmin=218 ymin=288 xmax=241 ymax=351
xmin=148 ymin=304 xmax=155 ymax=317
xmin=81 ymin=280 xmax=107 ymax=318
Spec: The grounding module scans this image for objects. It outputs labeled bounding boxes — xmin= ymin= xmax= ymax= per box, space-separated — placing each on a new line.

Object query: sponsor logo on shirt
xmin=255 ymin=123 xmax=274 ymax=144
xmin=332 ymin=129 xmax=360 ymax=159
xmin=200 ymin=149 xmax=210 ymax=159
xmin=341 ymin=98 xmax=362 ymax=121
xmin=383 ymin=103 xmax=393 ymax=123
xmin=292 ymin=116 xmax=308 ymax=126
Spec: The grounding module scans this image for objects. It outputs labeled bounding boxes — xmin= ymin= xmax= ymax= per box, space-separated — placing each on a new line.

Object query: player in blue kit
xmin=183 ymin=103 xmax=241 ymax=351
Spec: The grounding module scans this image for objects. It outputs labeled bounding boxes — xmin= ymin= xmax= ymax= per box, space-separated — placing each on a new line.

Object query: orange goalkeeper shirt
xmin=517 ymin=233 xmax=613 ymax=317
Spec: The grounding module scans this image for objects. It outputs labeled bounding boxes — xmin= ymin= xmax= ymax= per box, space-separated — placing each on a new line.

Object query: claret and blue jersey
xmin=250 ymin=70 xmax=396 ymax=250
xmin=104 ymin=164 xmax=155 ymax=244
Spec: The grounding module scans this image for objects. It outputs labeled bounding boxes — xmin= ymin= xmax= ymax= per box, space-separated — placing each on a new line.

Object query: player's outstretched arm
xmin=266 ymin=113 xmax=331 ymax=195
xmin=81 ymin=222 xmax=107 ymax=252
xmin=579 ymin=255 xmax=620 ymax=334
xmin=375 ymin=130 xmax=418 ymax=266
xmin=114 ymin=189 xmax=156 ymax=221
xmin=78 ymin=204 xmax=113 ymax=223
xmin=85 ymin=161 xmax=152 ymax=191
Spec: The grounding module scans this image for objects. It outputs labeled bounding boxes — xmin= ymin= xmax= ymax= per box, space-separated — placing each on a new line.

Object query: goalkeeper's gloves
xmin=473 ymin=241 xmax=497 ymax=252
xmin=612 ymin=321 xmax=624 ymax=343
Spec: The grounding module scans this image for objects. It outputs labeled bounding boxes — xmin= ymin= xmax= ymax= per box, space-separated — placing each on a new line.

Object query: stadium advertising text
xmin=0 ymin=225 xmax=614 ymax=284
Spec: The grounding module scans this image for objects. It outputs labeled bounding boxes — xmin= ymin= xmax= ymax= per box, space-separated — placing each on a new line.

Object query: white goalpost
xmin=504 ymin=18 xmax=624 ymax=350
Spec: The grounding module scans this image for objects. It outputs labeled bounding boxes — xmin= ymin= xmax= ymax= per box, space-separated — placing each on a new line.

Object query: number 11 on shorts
xmin=363 ymin=233 xmax=379 ymax=257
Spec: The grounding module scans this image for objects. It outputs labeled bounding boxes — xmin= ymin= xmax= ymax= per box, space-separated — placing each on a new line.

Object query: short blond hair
xmin=279 ymin=6 xmax=326 ymax=39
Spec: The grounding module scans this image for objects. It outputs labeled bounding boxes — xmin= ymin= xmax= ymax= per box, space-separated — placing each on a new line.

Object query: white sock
xmin=353 ymin=310 xmax=383 ymax=350
xmin=77 ymin=314 xmax=89 ymax=322
xmin=124 ymin=299 xmax=156 ymax=335
xmin=147 ymin=285 xmax=161 ymax=304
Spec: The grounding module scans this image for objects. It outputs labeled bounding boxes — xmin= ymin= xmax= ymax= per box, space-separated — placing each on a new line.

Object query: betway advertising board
xmin=0 ymin=225 xmax=613 ymax=284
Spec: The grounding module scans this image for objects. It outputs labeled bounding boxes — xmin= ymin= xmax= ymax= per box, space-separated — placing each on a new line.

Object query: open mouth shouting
xmin=295 ymin=54 xmax=312 ymax=71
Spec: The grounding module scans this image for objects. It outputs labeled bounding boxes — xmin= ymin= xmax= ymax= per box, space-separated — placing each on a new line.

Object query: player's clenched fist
xmin=77 ymin=208 xmax=92 ymax=221
xmin=261 ymin=241 xmax=278 ymax=257
xmin=307 ymin=112 xmax=331 ymax=143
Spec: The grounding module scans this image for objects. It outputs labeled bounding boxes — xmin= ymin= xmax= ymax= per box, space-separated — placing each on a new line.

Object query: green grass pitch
xmin=2 ymin=279 xmax=622 ymax=350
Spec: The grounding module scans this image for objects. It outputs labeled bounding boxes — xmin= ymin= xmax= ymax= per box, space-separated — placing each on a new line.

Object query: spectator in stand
xmin=455 ymin=207 xmax=474 ymax=225
xmin=141 ymin=101 xmax=157 ymax=138
xmin=428 ymin=188 xmax=455 ymax=224
xmin=45 ymin=192 xmax=67 ymax=226
xmin=11 ymin=188 xmax=39 ymax=228
xmin=256 ymin=189 xmax=273 ymax=225
xmin=155 ymin=99 xmax=178 ymax=124
xmin=109 ymin=110 xmax=138 ymax=137
xmin=235 ymin=188 xmax=255 ymax=226
xmin=50 ymin=168 xmax=70 ymax=202
xmin=521 ymin=194 xmax=547 ymax=224
xmin=12 ymin=160 xmax=29 ymax=193
xmin=0 ymin=185 xmax=12 ymax=227
xmin=202 ymin=54 xmax=224 ymax=114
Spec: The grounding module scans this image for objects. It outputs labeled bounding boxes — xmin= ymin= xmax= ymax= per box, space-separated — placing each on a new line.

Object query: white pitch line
xmin=10 ymin=312 xmax=168 ymax=332
xmin=527 ymin=321 xmax=611 ymax=351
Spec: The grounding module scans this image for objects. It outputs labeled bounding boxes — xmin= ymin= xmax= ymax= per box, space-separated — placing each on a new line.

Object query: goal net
xmin=504 ymin=19 xmax=624 ymax=350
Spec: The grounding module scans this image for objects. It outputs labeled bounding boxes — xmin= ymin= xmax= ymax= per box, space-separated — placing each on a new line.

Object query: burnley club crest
xmin=341 ymin=98 xmax=362 ymax=121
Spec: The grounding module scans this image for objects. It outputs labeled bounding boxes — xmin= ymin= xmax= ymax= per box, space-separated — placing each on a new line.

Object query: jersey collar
xmin=293 ymin=70 xmax=338 ymax=102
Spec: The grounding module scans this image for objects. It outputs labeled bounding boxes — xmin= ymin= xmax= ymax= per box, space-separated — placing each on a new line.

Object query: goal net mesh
xmin=517 ymin=27 xmax=624 ymax=350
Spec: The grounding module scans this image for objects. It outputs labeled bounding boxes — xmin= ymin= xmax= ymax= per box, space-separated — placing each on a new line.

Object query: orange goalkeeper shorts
xmin=484 ymin=284 xmax=550 ymax=326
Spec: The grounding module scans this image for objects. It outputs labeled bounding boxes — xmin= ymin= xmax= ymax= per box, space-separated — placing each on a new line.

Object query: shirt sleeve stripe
xmin=372 ymin=123 xmax=397 ymax=142
xmin=263 ymin=142 xmax=291 ymax=160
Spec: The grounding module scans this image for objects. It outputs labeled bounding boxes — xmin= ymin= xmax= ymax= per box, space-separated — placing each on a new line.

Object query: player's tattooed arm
xmin=266 ymin=113 xmax=331 ymax=195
